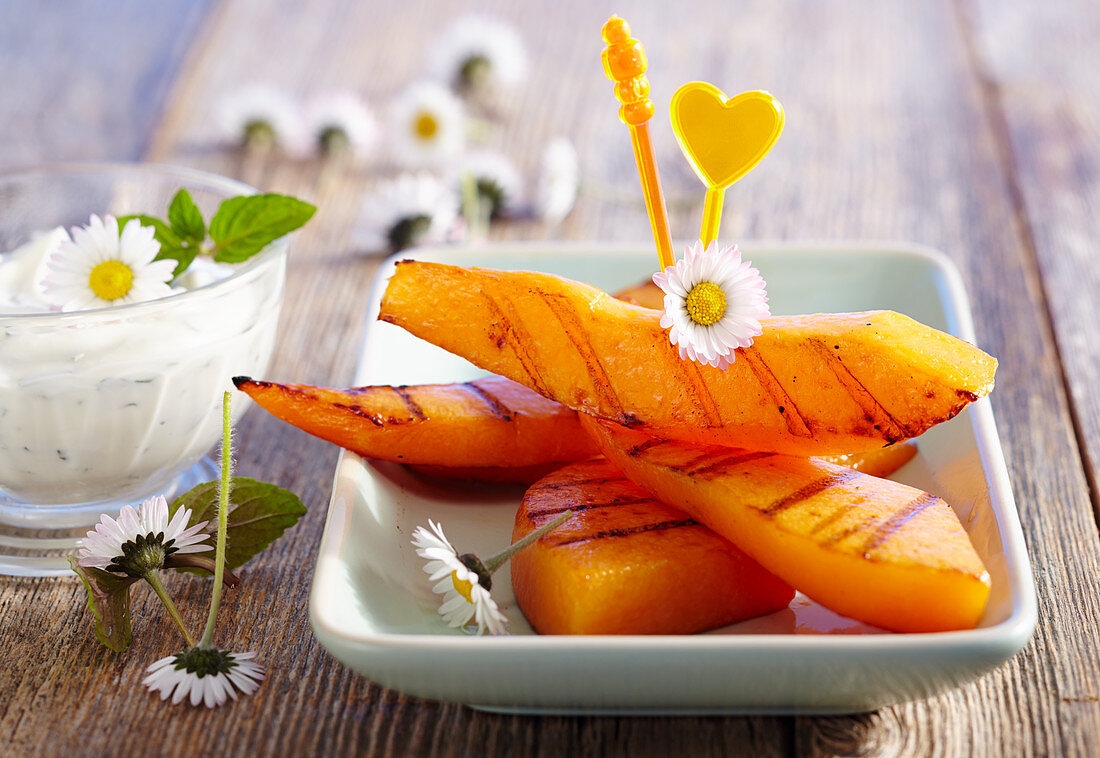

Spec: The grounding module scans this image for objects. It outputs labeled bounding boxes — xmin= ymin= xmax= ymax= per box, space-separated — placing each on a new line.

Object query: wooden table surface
xmin=3 ymin=0 xmax=1099 ymax=755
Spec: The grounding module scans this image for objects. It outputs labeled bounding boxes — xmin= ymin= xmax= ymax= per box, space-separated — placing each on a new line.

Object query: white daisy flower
xmin=427 ymin=14 xmax=528 ymax=95
xmin=215 ymin=83 xmax=304 ymax=150
xmin=357 ymin=173 xmax=460 ymax=253
xmin=534 ymin=137 xmax=580 ymax=224
xmin=77 ymin=494 xmax=211 ymax=576
xmin=412 ymin=520 xmax=507 ymax=636
xmin=388 ymin=81 xmax=466 ymax=169
xmin=453 ymin=149 xmax=523 ymax=220
xmin=652 ymin=240 xmax=770 ymax=370
xmin=39 ymin=214 xmax=176 ymax=311
xmin=144 ymin=648 xmax=265 ymax=708
xmin=303 ymin=90 xmax=380 ymax=161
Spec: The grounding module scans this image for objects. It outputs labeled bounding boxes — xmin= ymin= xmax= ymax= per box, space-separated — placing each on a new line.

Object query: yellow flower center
xmin=684 ymin=281 xmax=727 ymax=326
xmin=451 ymin=571 xmax=475 ymax=603
xmin=88 ymin=260 xmax=134 ymax=301
xmin=414 ymin=111 xmax=439 ymax=139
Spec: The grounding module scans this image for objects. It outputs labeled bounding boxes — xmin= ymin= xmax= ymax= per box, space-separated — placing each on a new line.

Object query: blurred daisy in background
xmin=302 ymin=90 xmax=379 ymax=162
xmin=357 ymin=173 xmax=461 ymax=253
xmin=428 ymin=14 xmax=528 ymax=97
xmin=534 ymin=137 xmax=580 ymax=224
xmin=453 ymin=149 xmax=523 ymax=222
xmin=215 ymin=83 xmax=304 ymax=151
xmin=388 ymin=82 xmax=466 ymax=168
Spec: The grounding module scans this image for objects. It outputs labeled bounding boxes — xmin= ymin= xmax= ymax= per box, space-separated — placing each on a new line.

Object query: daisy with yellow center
xmin=412 ymin=512 xmax=572 ymax=636
xmin=652 ymin=240 xmax=770 ymax=370
xmin=40 ymin=214 xmax=176 ymax=311
xmin=388 ymin=81 xmax=466 ymax=168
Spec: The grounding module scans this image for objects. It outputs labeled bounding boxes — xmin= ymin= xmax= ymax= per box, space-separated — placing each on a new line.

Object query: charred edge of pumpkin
xmin=231 ymin=376 xmax=255 ymax=389
xmin=761 ymin=470 xmax=862 ymax=517
xmin=811 ymin=339 xmax=911 ymax=442
xmin=548 ymin=518 xmax=701 ymax=547
xmin=391 ymin=386 xmax=427 ymax=420
xmin=741 ymin=350 xmax=813 ymax=437
xmin=461 ymin=381 xmax=513 ymax=422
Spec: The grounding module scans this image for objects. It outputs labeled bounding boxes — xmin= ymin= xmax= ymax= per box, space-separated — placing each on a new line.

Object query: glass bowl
xmin=0 ymin=163 xmax=288 ymax=575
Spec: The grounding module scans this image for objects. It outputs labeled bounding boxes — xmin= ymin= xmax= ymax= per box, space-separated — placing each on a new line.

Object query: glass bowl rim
xmin=0 ymin=161 xmax=286 ymax=322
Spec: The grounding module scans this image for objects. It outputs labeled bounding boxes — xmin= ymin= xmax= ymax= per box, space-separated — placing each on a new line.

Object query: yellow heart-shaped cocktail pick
xmin=670 ymin=82 xmax=784 ymax=246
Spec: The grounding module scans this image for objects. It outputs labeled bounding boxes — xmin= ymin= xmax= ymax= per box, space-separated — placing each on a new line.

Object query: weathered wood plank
xmin=2 ymin=0 xmax=1099 ymax=755
xmin=0 ymin=0 xmax=214 ymax=166
xmin=966 ymin=0 xmax=1100 ymax=509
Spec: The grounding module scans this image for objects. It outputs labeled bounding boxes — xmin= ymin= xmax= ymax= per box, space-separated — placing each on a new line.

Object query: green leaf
xmin=118 ymin=213 xmax=181 ymax=247
xmin=118 ymin=213 xmax=196 ymax=278
xmin=167 ymin=188 xmax=206 ymax=243
xmin=208 ymin=194 xmax=316 ymax=263
xmin=68 ymin=556 xmax=139 ymax=653
xmin=168 ymin=477 xmax=306 ymax=574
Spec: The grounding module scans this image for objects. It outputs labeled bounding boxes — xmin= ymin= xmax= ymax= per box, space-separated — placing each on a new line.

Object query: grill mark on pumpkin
xmin=861 ymin=493 xmax=940 ymax=554
xmin=682 ymin=447 xmax=739 ymax=471
xmin=527 ymin=496 xmax=658 ymax=519
xmin=811 ymin=339 xmax=909 ymax=441
xmin=529 ymin=475 xmax=628 ymax=491
xmin=391 ymin=386 xmax=426 ymax=420
xmin=461 ymin=381 xmax=513 ymax=422
xmin=332 ymin=403 xmax=384 ymax=426
xmin=741 ymin=350 xmax=812 ymax=437
xmin=762 ymin=470 xmax=861 ymax=516
xmin=668 ymin=351 xmax=722 ymax=427
xmin=627 ymin=438 xmax=669 ymax=457
xmin=479 ymin=289 xmax=550 ymax=395
xmin=809 ymin=506 xmax=850 ymax=536
xmin=690 ymin=451 xmax=776 ymax=478
xmin=538 ymin=292 xmax=628 ymax=424
xmin=549 ymin=518 xmax=700 ymax=547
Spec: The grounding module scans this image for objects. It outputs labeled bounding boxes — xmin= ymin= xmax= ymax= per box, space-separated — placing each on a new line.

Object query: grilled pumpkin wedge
xmin=512 ymin=458 xmax=794 ymax=634
xmin=235 ymin=373 xmax=917 ymax=483
xmin=379 ymin=261 xmax=997 ymax=456
xmin=233 ymin=375 xmax=597 ymax=468
xmin=584 ymin=416 xmax=991 ymax=632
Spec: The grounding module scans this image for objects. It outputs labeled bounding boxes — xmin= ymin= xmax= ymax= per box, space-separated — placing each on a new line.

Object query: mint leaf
xmin=208 ymin=194 xmax=316 ymax=263
xmin=167 ymin=188 xmax=206 ymax=243
xmin=69 ymin=557 xmax=139 ymax=653
xmin=168 ymin=477 xmax=306 ymax=573
xmin=118 ymin=213 xmax=197 ymax=278
xmin=118 ymin=213 xmax=180 ymax=247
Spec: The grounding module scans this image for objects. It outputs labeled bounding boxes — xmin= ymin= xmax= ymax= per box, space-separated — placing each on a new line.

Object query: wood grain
xmin=0 ymin=0 xmax=214 ymax=166
xmin=3 ymin=0 xmax=1100 ymax=755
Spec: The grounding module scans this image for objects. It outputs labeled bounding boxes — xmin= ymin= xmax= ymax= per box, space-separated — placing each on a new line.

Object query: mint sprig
xmin=120 ymin=188 xmax=316 ymax=279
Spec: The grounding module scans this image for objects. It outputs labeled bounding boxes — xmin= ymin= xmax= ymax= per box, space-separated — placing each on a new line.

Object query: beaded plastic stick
xmin=601 ymin=16 xmax=675 ymax=271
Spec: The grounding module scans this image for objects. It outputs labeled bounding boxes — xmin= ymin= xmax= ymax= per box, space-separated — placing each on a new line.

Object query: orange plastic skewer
xmin=601 ymin=16 xmax=675 ymax=271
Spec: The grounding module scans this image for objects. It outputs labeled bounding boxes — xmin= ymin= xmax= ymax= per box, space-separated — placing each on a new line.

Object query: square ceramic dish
xmin=309 ymin=242 xmax=1036 ymax=714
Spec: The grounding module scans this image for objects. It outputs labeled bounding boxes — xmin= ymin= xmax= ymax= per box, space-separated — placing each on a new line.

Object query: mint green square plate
xmin=308 ymin=242 xmax=1036 ymax=714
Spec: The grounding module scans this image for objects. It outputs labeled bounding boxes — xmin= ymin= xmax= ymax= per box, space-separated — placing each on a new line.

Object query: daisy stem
xmin=482 ymin=510 xmax=573 ymax=575
xmin=144 ymin=571 xmax=195 ymax=647
xmin=459 ymin=170 xmax=485 ymax=242
xmin=200 ymin=391 xmax=233 ymax=649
